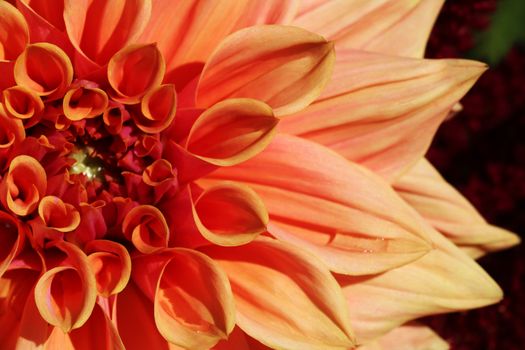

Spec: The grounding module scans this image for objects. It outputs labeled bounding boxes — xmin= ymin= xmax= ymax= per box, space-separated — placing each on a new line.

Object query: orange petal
xmin=38 ymin=195 xmax=81 ymax=232
xmin=103 ymin=101 xmax=130 ymax=135
xmin=0 ymin=155 xmax=47 ymax=216
xmin=213 ymin=326 xmax=273 ymax=350
xmin=359 ymin=322 xmax=449 ymax=350
xmin=196 ymin=25 xmax=335 ymax=116
xmin=393 ymin=158 xmax=520 ymax=258
xmin=14 ymin=43 xmax=73 ymax=100
xmin=132 ymin=248 xmax=235 ymax=349
xmin=140 ymin=0 xmax=298 ymax=72
xmin=34 ymin=241 xmax=97 ymax=332
xmin=211 ymin=135 xmax=432 ymax=275
xmin=201 ymin=238 xmax=356 ymax=350
xmin=337 ymin=228 xmax=502 ymax=343
xmin=63 ymin=85 xmax=109 ymax=121
xmin=0 ymin=105 xmax=25 ymax=151
xmin=45 ymin=303 xmax=125 ymax=350
xmin=2 ymin=86 xmax=44 ymax=127
xmin=293 ymin=0 xmax=443 ymax=58
xmin=281 ymin=50 xmax=487 ymax=180
xmin=133 ymin=84 xmax=177 ymax=133
xmin=192 ymin=182 xmax=268 ymax=246
xmin=186 ymin=98 xmax=278 ymax=167
xmin=63 ymin=0 xmax=151 ymax=65
xmin=85 ymin=240 xmax=131 ymax=297
xmin=108 ymin=43 xmax=165 ymax=104
xmin=0 ymin=212 xmax=25 ymax=278
xmin=122 ymin=205 xmax=169 ymax=254
xmin=0 ymin=1 xmax=29 ymax=61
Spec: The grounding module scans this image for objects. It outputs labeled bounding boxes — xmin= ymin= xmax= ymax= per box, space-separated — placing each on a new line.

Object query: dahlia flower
xmin=0 ymin=1 xmax=519 ymax=349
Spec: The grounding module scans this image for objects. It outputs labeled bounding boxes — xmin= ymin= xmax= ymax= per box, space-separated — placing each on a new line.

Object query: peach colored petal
xmin=186 ymin=98 xmax=278 ymax=167
xmin=14 ymin=43 xmax=74 ymax=100
xmin=281 ymin=50 xmax=486 ymax=180
xmin=38 ymin=195 xmax=81 ymax=232
xmin=85 ymin=240 xmax=131 ymax=297
xmin=359 ymin=322 xmax=449 ymax=350
xmin=122 ymin=205 xmax=169 ymax=254
xmin=0 ymin=212 xmax=25 ymax=278
xmin=293 ymin=0 xmax=443 ymax=58
xmin=63 ymin=0 xmax=151 ymax=66
xmin=63 ymin=85 xmax=109 ymax=121
xmin=2 ymin=86 xmax=44 ymax=126
xmin=140 ymin=0 xmax=298 ymax=72
xmin=211 ymin=135 xmax=432 ymax=275
xmin=193 ymin=182 xmax=268 ymax=246
xmin=196 ymin=25 xmax=335 ymax=116
xmin=393 ymin=158 xmax=520 ymax=258
xmin=337 ymin=228 xmax=502 ymax=343
xmin=202 ymin=238 xmax=356 ymax=350
xmin=44 ymin=304 xmax=125 ymax=350
xmin=0 ymin=154 xmax=47 ymax=216
xmin=133 ymin=84 xmax=177 ymax=133
xmin=132 ymin=249 xmax=235 ymax=349
xmin=34 ymin=241 xmax=97 ymax=332
xmin=0 ymin=1 xmax=29 ymax=61
xmin=107 ymin=43 xmax=165 ymax=104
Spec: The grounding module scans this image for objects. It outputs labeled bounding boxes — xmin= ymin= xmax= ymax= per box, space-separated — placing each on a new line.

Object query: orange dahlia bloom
xmin=0 ymin=1 xmax=519 ymax=349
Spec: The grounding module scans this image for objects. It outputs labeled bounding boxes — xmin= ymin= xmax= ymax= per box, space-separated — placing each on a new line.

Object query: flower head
xmin=0 ymin=1 xmax=519 ymax=349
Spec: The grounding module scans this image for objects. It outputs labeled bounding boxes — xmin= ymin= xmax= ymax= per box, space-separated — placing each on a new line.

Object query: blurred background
xmin=424 ymin=0 xmax=525 ymax=348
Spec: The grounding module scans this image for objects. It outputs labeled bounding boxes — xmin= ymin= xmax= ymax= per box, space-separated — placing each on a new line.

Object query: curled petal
xmin=63 ymin=85 xmax=109 ymax=121
xmin=0 ymin=155 xmax=47 ymax=216
xmin=2 ymin=85 xmax=44 ymax=128
xmin=393 ymin=159 xmax=520 ymax=258
xmin=0 ymin=211 xmax=25 ymax=278
xmin=14 ymin=43 xmax=73 ymax=100
xmin=85 ymin=240 xmax=131 ymax=297
xmin=141 ymin=0 xmax=298 ymax=71
xmin=133 ymin=84 xmax=177 ymax=133
xmin=63 ymin=0 xmax=152 ymax=65
xmin=108 ymin=43 xmax=165 ymax=104
xmin=212 ymin=135 xmax=433 ymax=275
xmin=134 ymin=249 xmax=235 ymax=349
xmin=0 ymin=105 xmax=25 ymax=150
xmin=69 ymin=201 xmax=107 ymax=246
xmin=122 ymin=205 xmax=169 ymax=254
xmin=103 ymin=101 xmax=130 ymax=135
xmin=193 ymin=182 xmax=268 ymax=246
xmin=38 ymin=196 xmax=80 ymax=232
xmin=281 ymin=50 xmax=487 ymax=180
xmin=0 ymin=1 xmax=29 ymax=61
xmin=196 ymin=25 xmax=335 ymax=116
xmin=142 ymin=159 xmax=178 ymax=203
xmin=187 ymin=98 xmax=278 ymax=166
xmin=44 ymin=303 xmax=125 ymax=350
xmin=201 ymin=238 xmax=356 ymax=350
xmin=338 ymin=228 xmax=503 ymax=342
xmin=34 ymin=241 xmax=97 ymax=332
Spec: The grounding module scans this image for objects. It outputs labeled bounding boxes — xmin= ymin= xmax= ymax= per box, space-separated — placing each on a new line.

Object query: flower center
xmin=70 ymin=147 xmax=104 ymax=180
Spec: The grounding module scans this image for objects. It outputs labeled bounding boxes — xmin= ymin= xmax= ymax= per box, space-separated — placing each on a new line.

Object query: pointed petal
xmin=85 ymin=240 xmax=131 ymax=297
xmin=132 ymin=249 xmax=235 ymax=349
xmin=280 ymin=51 xmax=487 ymax=180
xmin=201 ymin=238 xmax=356 ymax=350
xmin=293 ymin=0 xmax=443 ymax=58
xmin=44 ymin=303 xmax=125 ymax=350
xmin=337 ymin=228 xmax=503 ymax=343
xmin=34 ymin=242 xmax=97 ymax=332
xmin=107 ymin=43 xmax=165 ymax=104
xmin=0 ymin=1 xmax=29 ymax=61
xmin=196 ymin=25 xmax=335 ymax=116
xmin=141 ymin=0 xmax=298 ymax=71
xmin=393 ymin=158 xmax=520 ymax=258
xmin=368 ymin=323 xmax=449 ymax=350
xmin=211 ymin=135 xmax=432 ymax=275
xmin=14 ymin=43 xmax=73 ymax=100
xmin=63 ymin=0 xmax=151 ymax=65
xmin=193 ymin=182 xmax=268 ymax=246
